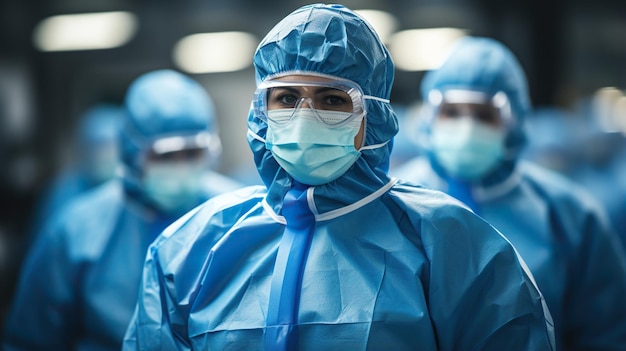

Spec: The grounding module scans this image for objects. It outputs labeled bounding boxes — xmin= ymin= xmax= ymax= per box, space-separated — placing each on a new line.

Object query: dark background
xmin=1 ymin=0 xmax=625 ymax=331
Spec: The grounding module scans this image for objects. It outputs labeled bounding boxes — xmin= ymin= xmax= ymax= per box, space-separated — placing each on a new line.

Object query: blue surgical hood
xmin=421 ymin=36 xmax=529 ymax=158
xmin=248 ymin=4 xmax=399 ymax=214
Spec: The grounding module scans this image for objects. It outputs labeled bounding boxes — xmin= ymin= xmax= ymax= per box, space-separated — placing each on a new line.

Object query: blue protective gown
xmin=5 ymin=181 xmax=166 ymax=350
xmin=3 ymin=70 xmax=243 ymax=351
xmin=123 ymin=5 xmax=555 ymax=350
xmin=392 ymin=37 xmax=626 ymax=350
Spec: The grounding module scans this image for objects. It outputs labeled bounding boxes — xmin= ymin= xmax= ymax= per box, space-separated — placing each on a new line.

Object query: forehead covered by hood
xmin=253 ymin=3 xmax=393 ymax=99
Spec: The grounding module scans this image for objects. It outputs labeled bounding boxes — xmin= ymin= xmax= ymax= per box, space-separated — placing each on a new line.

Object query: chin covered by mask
xmin=265 ymin=108 xmax=362 ymax=186
xmin=429 ymin=117 xmax=505 ymax=181
xmin=142 ymin=161 xmax=207 ymax=215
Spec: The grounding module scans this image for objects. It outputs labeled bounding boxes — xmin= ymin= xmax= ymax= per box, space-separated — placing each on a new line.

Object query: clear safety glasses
xmin=253 ymin=76 xmax=367 ymax=127
xmin=427 ymin=89 xmax=513 ymax=128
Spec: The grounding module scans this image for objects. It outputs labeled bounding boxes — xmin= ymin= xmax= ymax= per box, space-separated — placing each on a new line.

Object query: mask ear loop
xmin=358 ymin=96 xmax=392 ymax=152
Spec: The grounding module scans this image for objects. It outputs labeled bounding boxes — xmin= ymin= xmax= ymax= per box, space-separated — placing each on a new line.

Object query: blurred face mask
xmin=82 ymin=143 xmax=119 ymax=184
xmin=429 ymin=117 xmax=505 ymax=181
xmin=142 ymin=160 xmax=206 ymax=215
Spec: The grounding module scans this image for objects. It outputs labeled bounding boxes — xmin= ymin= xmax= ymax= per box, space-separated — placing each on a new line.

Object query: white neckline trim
xmin=312 ymin=178 xmax=398 ymax=221
xmin=262 ymin=198 xmax=286 ymax=225
xmin=260 ymin=178 xmax=398 ymax=223
xmin=473 ymin=169 xmax=522 ymax=201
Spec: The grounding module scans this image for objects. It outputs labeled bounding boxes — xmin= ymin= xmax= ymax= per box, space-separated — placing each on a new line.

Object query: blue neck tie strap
xmin=264 ymin=183 xmax=315 ymax=351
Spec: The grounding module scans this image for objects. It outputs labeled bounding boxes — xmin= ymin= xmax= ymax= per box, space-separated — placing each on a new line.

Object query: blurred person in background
xmin=388 ymin=102 xmax=424 ymax=170
xmin=392 ymin=36 xmax=626 ymax=350
xmin=2 ymin=69 xmax=242 ymax=351
xmin=29 ymin=104 xmax=123 ymax=242
xmin=124 ymin=5 xmax=554 ymax=350
xmin=524 ymin=103 xmax=626 ymax=250
xmin=567 ymin=112 xmax=626 ymax=249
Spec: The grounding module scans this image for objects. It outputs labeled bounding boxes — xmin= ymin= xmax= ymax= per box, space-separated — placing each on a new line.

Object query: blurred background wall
xmin=1 ymin=0 xmax=625 ymax=329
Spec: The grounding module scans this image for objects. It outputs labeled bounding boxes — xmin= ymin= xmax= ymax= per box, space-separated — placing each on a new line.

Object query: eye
xmin=268 ymin=88 xmax=300 ymax=109
xmin=323 ymin=94 xmax=348 ymax=106
xmin=148 ymin=148 xmax=206 ymax=163
xmin=278 ymin=93 xmax=299 ymax=106
xmin=439 ymin=104 xmax=462 ymax=118
xmin=474 ymin=106 xmax=501 ymax=126
xmin=317 ymin=89 xmax=353 ymax=112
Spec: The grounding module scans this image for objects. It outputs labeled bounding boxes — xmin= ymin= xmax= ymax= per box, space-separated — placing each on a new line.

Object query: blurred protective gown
xmin=393 ymin=36 xmax=626 ymax=350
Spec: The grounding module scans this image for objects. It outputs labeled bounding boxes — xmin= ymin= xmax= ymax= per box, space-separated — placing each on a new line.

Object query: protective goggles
xmin=253 ymin=75 xmax=368 ymax=127
xmin=142 ymin=131 xmax=218 ymax=164
xmin=427 ymin=89 xmax=513 ymax=127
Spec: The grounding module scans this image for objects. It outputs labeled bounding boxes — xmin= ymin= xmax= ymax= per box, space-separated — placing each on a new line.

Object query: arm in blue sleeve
xmin=563 ymin=211 xmax=626 ymax=348
xmin=3 ymin=222 xmax=79 ymax=350
xmin=423 ymin=206 xmax=555 ymax=351
xmin=123 ymin=226 xmax=194 ymax=351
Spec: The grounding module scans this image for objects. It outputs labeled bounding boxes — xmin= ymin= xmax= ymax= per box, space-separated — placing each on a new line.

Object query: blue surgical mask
xmin=142 ymin=162 xmax=206 ymax=215
xmin=265 ymin=109 xmax=362 ymax=185
xmin=82 ymin=144 xmax=119 ymax=184
xmin=429 ymin=117 xmax=505 ymax=181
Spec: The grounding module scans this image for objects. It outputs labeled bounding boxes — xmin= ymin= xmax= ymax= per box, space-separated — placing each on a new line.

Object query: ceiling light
xmin=388 ymin=28 xmax=468 ymax=71
xmin=173 ymin=31 xmax=258 ymax=74
xmin=592 ymin=87 xmax=624 ymax=132
xmin=33 ymin=11 xmax=138 ymax=52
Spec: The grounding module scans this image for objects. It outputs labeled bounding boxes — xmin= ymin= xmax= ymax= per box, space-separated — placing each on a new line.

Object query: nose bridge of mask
xmin=433 ymin=116 xmax=505 ymax=147
xmin=294 ymin=96 xmax=314 ymax=110
xmin=266 ymin=109 xmax=359 ymax=146
xmin=443 ymin=116 xmax=477 ymax=141
xmin=291 ymin=96 xmax=322 ymax=122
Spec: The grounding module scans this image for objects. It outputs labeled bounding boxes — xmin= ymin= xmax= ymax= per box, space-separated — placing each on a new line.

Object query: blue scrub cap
xmin=421 ymin=37 xmax=530 ymax=155
xmin=78 ymin=104 xmax=123 ymax=146
xmin=249 ymin=3 xmax=398 ymax=187
xmin=121 ymin=69 xmax=217 ymax=174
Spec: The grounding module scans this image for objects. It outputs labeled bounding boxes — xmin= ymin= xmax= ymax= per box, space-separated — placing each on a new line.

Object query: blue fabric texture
xmin=392 ymin=36 xmax=626 ymax=350
xmin=77 ymin=104 xmax=124 ymax=147
xmin=3 ymin=71 xmax=242 ymax=351
xmin=123 ymin=5 xmax=555 ymax=351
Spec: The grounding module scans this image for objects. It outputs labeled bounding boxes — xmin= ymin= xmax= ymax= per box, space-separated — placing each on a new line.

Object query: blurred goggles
xmin=143 ymin=132 xmax=216 ymax=163
xmin=254 ymin=75 xmax=374 ymax=127
xmin=427 ymin=89 xmax=513 ymax=127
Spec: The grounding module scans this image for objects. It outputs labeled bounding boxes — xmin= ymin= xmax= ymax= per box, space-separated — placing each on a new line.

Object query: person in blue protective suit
xmin=29 ymin=104 xmax=123 ymax=241
xmin=392 ymin=36 xmax=626 ymax=350
xmin=2 ymin=69 xmax=242 ymax=351
xmin=123 ymin=5 xmax=555 ymax=351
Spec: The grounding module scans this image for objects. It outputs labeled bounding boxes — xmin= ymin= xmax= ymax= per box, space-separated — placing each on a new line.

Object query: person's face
xmin=267 ymin=75 xmax=366 ymax=148
xmin=437 ymin=102 xmax=503 ymax=128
